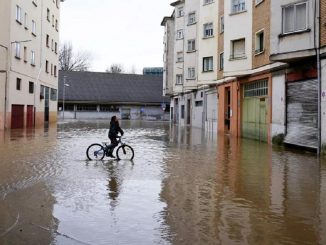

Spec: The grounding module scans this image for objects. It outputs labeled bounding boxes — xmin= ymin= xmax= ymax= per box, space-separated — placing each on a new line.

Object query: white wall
xmin=198 ymin=1 xmax=218 ymax=84
xmin=224 ymin=0 xmax=252 ymax=74
xmin=271 ymin=72 xmax=286 ymax=137
xmin=270 ymin=0 xmax=315 ymax=56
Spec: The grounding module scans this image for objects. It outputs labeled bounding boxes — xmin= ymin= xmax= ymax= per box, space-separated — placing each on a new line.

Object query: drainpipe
xmin=315 ymin=0 xmax=321 ymax=155
xmin=0 ymin=44 xmax=9 ymax=130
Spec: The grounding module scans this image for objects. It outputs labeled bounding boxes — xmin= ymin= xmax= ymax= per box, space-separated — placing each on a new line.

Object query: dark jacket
xmin=109 ymin=121 xmax=124 ymax=138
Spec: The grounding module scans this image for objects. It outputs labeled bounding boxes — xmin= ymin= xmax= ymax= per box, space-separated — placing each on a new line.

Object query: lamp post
xmin=62 ymin=76 xmax=69 ymax=120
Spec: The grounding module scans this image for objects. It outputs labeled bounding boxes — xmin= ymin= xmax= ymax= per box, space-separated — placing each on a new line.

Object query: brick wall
xmin=321 ymin=0 xmax=326 ymax=47
xmin=252 ymin=0 xmax=271 ymax=69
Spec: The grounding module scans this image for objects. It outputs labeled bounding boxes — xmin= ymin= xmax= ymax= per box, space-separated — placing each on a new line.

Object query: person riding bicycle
xmin=107 ymin=116 xmax=124 ymax=158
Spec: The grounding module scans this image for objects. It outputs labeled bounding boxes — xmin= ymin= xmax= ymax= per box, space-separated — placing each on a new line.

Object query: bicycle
xmin=86 ymin=136 xmax=134 ymax=161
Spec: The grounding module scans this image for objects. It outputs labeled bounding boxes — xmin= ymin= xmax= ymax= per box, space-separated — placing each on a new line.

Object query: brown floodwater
xmin=0 ymin=120 xmax=325 ymax=245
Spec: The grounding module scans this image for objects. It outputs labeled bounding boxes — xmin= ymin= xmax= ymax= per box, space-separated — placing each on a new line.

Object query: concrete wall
xmin=58 ymin=106 xmax=169 ymax=121
xmin=321 ymin=59 xmax=326 ymax=151
xmin=163 ymin=17 xmax=175 ymax=96
xmin=271 ymin=72 xmax=286 ymax=138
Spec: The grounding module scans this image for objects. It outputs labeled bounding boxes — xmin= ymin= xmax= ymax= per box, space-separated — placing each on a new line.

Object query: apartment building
xmin=0 ymin=0 xmax=61 ymax=130
xmin=162 ymin=0 xmax=219 ymax=131
xmin=163 ymin=0 xmax=325 ymax=152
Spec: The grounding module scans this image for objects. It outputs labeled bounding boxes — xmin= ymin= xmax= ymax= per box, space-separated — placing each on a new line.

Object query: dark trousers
xmin=108 ymin=136 xmax=119 ymax=153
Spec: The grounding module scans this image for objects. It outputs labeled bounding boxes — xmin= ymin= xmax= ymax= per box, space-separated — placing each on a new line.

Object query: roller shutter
xmin=284 ymin=79 xmax=318 ymax=149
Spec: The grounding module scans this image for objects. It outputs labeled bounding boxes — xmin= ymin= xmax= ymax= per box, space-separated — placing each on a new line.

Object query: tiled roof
xmin=58 ymin=71 xmax=169 ymax=104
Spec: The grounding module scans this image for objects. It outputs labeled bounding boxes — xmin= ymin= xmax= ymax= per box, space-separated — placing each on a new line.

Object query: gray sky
xmin=60 ymin=0 xmax=173 ymax=73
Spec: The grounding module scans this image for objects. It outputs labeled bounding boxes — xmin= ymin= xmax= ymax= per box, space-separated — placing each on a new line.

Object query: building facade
xmin=162 ymin=0 xmax=326 ymax=153
xmin=0 ymin=0 xmax=61 ymax=130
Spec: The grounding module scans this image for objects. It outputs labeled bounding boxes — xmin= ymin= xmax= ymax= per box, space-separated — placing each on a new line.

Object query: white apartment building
xmin=0 ymin=0 xmax=61 ymax=129
xmin=163 ymin=0 xmax=219 ymax=131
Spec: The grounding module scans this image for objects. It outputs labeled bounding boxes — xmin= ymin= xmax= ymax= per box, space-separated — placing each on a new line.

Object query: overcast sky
xmin=60 ymin=0 xmax=173 ymax=74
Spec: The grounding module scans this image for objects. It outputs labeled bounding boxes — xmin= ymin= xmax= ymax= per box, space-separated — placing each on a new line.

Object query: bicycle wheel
xmin=86 ymin=143 xmax=105 ymax=160
xmin=116 ymin=145 xmax=134 ymax=160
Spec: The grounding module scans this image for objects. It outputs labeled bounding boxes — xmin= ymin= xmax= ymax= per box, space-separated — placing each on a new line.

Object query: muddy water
xmin=0 ymin=120 xmax=325 ymax=245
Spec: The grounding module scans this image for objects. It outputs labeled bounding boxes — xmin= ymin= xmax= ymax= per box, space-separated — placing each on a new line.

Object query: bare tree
xmin=59 ymin=42 xmax=92 ymax=71
xmin=106 ymin=64 xmax=124 ymax=74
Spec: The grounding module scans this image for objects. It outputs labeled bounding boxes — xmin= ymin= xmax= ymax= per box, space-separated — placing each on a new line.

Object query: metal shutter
xmin=284 ymin=79 xmax=318 ymax=149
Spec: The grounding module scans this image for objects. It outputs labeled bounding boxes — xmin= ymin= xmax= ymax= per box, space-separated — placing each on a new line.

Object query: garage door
xmin=242 ymin=79 xmax=268 ymax=142
xmin=284 ymin=79 xmax=318 ymax=149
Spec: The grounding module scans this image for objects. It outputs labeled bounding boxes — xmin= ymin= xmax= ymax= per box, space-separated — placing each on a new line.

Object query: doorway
xmin=224 ymin=87 xmax=231 ymax=132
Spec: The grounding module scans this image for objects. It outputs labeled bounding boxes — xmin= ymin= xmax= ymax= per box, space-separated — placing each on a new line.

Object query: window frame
xmin=16 ymin=5 xmax=22 ymax=23
xmin=203 ymin=23 xmax=214 ymax=38
xmin=176 ymin=74 xmax=183 ymax=85
xmin=187 ymin=39 xmax=196 ymax=52
xmin=187 ymin=67 xmax=196 ymax=79
xmin=219 ymin=16 xmax=224 ymax=33
xmin=29 ymin=81 xmax=34 ymax=94
xmin=230 ymin=38 xmax=246 ymax=60
xmin=16 ymin=78 xmax=22 ymax=91
xmin=231 ymin=0 xmax=246 ymax=14
xmin=188 ymin=12 xmax=196 ymax=25
xmin=219 ymin=52 xmax=224 ymax=70
xmin=282 ymin=1 xmax=308 ymax=34
xmin=255 ymin=29 xmax=265 ymax=54
xmin=203 ymin=56 xmax=214 ymax=72
xmin=176 ymin=29 xmax=184 ymax=40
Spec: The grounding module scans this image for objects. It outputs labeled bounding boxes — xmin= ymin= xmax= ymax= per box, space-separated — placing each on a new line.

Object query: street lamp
xmin=62 ymin=76 xmax=70 ymax=120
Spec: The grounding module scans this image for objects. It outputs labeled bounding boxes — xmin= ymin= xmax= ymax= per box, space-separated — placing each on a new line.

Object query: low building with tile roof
xmin=58 ymin=71 xmax=170 ymax=120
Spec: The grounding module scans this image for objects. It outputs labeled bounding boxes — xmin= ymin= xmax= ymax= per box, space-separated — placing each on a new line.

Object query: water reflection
xmin=0 ymin=121 xmax=326 ymax=244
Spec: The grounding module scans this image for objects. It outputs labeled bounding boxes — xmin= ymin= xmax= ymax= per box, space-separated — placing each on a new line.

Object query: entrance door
xmin=224 ymin=87 xmax=231 ymax=131
xmin=27 ymin=105 xmax=34 ymax=128
xmin=44 ymin=87 xmax=50 ymax=123
xmin=11 ymin=105 xmax=24 ymax=129
xmin=187 ymin=99 xmax=191 ymax=125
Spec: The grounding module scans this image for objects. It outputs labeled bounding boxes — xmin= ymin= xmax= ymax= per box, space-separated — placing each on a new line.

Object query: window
xmin=282 ymin=2 xmax=307 ymax=34
xmin=177 ymin=29 xmax=184 ymax=39
xmin=51 ymin=39 xmax=54 ymax=51
xmin=177 ymin=52 xmax=183 ymax=62
xmin=16 ymin=5 xmax=22 ymax=23
xmin=177 ymin=7 xmax=184 ymax=17
xmin=40 ymin=85 xmax=45 ymax=99
xmin=52 ymin=15 xmax=55 ymax=27
xmin=32 ymin=20 xmax=36 ymax=35
xmin=187 ymin=67 xmax=196 ymax=79
xmin=232 ymin=0 xmax=246 ymax=13
xmin=29 ymin=82 xmax=34 ymax=94
xmin=195 ymin=101 xmax=203 ymax=107
xmin=16 ymin=78 xmax=21 ymax=90
xmin=31 ymin=51 xmax=35 ymax=65
xmin=47 ymin=8 xmax=50 ymax=21
xmin=188 ymin=12 xmax=196 ymax=25
xmin=256 ymin=0 xmax=264 ymax=5
xmin=204 ymin=0 xmax=214 ymax=5
xmin=203 ymin=23 xmax=213 ymax=38
xmin=255 ymin=30 xmax=264 ymax=54
xmin=54 ymin=65 xmax=57 ymax=77
xmin=55 ymin=19 xmax=58 ymax=31
xmin=220 ymin=16 xmax=224 ymax=33
xmin=203 ymin=57 xmax=213 ymax=72
xmin=24 ymin=47 xmax=27 ymax=62
xmin=230 ymin=38 xmax=246 ymax=59
xmin=244 ymin=79 xmax=268 ymax=97
xmin=32 ymin=0 xmax=37 ymax=6
xmin=15 ymin=42 xmax=21 ymax=58
xmin=46 ymin=34 xmax=49 ymax=47
xmin=56 ymin=0 xmax=59 ymax=8
xmin=51 ymin=64 xmax=53 ymax=75
xmin=219 ymin=52 xmax=224 ymax=70
xmin=46 ymin=60 xmax=49 ymax=73
xmin=181 ymin=105 xmax=185 ymax=119
xmin=24 ymin=13 xmax=28 ymax=29
xmin=176 ymin=74 xmax=183 ymax=85
xmin=50 ymin=88 xmax=57 ymax=101
xmin=55 ymin=42 xmax=58 ymax=54
xmin=187 ymin=39 xmax=196 ymax=52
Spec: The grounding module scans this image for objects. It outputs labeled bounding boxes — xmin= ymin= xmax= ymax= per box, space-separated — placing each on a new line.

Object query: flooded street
xmin=0 ymin=120 xmax=326 ymax=245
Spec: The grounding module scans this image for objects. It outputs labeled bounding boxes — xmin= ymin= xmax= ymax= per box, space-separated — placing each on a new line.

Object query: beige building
xmin=0 ymin=0 xmax=61 ymax=129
